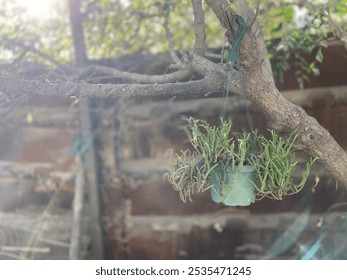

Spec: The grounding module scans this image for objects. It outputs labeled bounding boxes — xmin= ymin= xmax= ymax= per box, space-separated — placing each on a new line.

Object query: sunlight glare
xmin=16 ymin=0 xmax=56 ymax=19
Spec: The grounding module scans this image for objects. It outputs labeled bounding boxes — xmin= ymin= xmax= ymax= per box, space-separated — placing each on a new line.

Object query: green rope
xmin=226 ymin=15 xmax=247 ymax=64
xmin=222 ymin=15 xmax=254 ymax=133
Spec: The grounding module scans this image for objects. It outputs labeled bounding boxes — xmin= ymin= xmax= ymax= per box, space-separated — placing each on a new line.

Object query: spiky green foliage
xmin=165 ymin=150 xmax=217 ymax=202
xmin=250 ymin=130 xmax=318 ymax=200
xmin=186 ymin=117 xmax=252 ymax=166
xmin=187 ymin=117 xmax=232 ymax=163
xmin=166 ymin=117 xmax=255 ymax=202
xmin=166 ymin=117 xmax=318 ymax=203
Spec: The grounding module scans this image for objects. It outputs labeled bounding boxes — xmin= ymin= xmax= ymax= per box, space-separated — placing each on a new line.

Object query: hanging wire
xmin=221 ymin=14 xmax=254 ymax=128
xmin=236 ymin=59 xmax=254 ymax=132
xmin=220 ymin=64 xmax=232 ymax=119
xmin=221 ymin=14 xmax=257 ymax=154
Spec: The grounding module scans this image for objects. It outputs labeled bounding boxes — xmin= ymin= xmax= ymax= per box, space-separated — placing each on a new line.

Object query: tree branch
xmin=205 ymin=0 xmax=347 ymax=187
xmin=205 ymin=0 xmax=235 ymax=33
xmin=191 ymin=0 xmax=207 ymax=55
xmin=79 ymin=65 xmax=193 ymax=84
xmin=1 ymin=0 xmax=346 ymax=188
xmin=0 ymin=75 xmax=219 ymax=103
xmin=1 ymin=36 xmax=78 ymax=73
xmin=69 ymin=0 xmax=88 ymax=66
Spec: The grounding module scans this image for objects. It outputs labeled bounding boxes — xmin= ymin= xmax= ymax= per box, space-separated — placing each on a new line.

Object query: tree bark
xmin=205 ymin=0 xmax=347 ymax=187
xmin=0 ymin=0 xmax=346 ymax=187
xmin=69 ymin=0 xmax=87 ymax=66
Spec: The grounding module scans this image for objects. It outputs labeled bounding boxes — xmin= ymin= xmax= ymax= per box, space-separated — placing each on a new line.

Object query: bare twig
xmin=79 ymin=65 xmax=193 ymax=84
xmin=249 ymin=0 xmax=260 ymax=29
xmin=1 ymin=36 xmax=78 ymax=73
xmin=191 ymin=0 xmax=207 ymax=55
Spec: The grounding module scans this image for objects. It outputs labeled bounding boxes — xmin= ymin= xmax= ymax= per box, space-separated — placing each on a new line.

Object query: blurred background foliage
xmin=0 ymin=0 xmax=346 ymax=85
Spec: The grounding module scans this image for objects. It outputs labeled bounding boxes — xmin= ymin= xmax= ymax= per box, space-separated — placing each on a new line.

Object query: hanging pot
xmin=209 ymin=164 xmax=257 ymax=206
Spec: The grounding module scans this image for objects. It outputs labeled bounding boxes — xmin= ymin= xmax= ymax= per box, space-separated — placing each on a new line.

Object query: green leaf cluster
xmin=263 ymin=0 xmax=346 ymax=88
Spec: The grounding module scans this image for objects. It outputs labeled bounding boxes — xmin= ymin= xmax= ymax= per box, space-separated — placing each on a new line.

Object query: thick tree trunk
xmin=205 ymin=0 xmax=347 ymax=187
xmin=69 ymin=0 xmax=87 ymax=66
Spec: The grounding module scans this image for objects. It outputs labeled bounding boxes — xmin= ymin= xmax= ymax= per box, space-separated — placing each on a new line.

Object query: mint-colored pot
xmin=210 ymin=165 xmax=257 ymax=206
